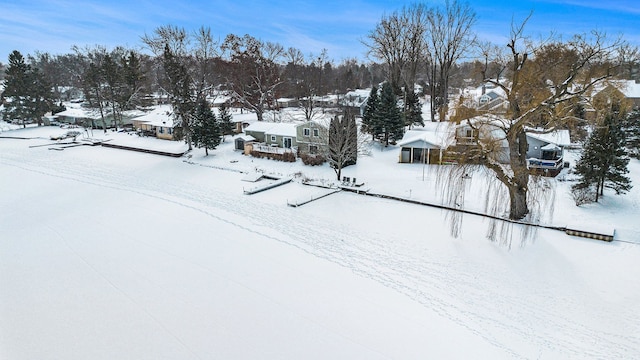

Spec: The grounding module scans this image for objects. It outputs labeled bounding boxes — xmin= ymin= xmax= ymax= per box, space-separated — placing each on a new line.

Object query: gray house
xmin=244 ymin=122 xmax=298 ymax=149
xmin=525 ymin=130 xmax=571 ymax=176
xmin=296 ymin=120 xmax=328 ymax=155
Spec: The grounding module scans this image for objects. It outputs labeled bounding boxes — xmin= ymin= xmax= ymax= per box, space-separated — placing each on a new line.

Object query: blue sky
xmin=0 ymin=0 xmax=638 ymax=63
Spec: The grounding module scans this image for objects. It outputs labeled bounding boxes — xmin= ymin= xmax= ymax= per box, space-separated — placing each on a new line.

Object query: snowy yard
xmin=1 ymin=124 xmax=639 ymax=359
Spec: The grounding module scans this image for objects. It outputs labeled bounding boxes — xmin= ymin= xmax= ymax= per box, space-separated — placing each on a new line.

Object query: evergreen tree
xmin=624 ymin=110 xmax=640 ymax=159
xmin=191 ymin=98 xmax=221 ymax=156
xmin=1 ymin=50 xmax=53 ymax=127
xmin=163 ymin=44 xmax=195 ymax=150
xmin=120 ymin=50 xmax=146 ymax=110
xmin=217 ymin=102 xmax=234 ymax=141
xmin=29 ymin=67 xmax=53 ymax=126
xmin=376 ymin=81 xmax=404 ymax=146
xmin=403 ymin=89 xmax=424 ymax=128
xmin=573 ymin=113 xmax=632 ymax=202
xmin=102 ymin=53 xmax=124 ymax=128
xmin=361 ymin=85 xmax=379 ymax=140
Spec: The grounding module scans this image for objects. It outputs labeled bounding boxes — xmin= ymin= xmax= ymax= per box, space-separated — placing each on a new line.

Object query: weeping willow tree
xmin=437 ymin=15 xmax=625 ymax=244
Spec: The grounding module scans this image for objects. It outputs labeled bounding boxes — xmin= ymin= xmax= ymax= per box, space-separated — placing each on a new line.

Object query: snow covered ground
xmin=1 ymin=124 xmax=639 ymax=359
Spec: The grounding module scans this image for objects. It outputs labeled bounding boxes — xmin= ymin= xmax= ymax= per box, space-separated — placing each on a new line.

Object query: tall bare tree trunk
xmin=507 ymin=130 xmax=530 ymax=220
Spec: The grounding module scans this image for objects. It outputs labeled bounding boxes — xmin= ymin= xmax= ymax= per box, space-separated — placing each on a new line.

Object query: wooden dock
xmin=287 ymin=189 xmax=341 ymax=207
xmin=101 ymin=142 xmax=186 ymax=157
xmin=243 ymin=177 xmax=292 ymax=195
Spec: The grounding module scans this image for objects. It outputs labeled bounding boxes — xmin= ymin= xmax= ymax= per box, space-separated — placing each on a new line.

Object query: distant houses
xmin=396 ymin=115 xmax=572 ymax=177
xmin=131 ymin=105 xmax=178 ymax=140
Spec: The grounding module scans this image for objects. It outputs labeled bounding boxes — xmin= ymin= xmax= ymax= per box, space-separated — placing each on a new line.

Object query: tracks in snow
xmin=1 ymin=145 xmax=638 ymax=359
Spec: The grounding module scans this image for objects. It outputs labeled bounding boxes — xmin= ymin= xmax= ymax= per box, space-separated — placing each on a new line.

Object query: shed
xmin=235 ymin=134 xmax=256 ymax=151
xmin=398 ymin=126 xmax=454 ymax=164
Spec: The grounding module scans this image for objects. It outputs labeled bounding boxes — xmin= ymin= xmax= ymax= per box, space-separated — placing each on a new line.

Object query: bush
xmin=250 ymin=150 xmax=296 ymax=162
xmin=281 ymin=151 xmax=296 ymax=162
xmin=571 ymin=186 xmax=595 ymax=206
xmin=300 ymin=153 xmax=326 ymax=166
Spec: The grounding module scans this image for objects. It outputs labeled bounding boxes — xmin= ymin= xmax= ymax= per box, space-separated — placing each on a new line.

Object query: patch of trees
xmin=1 ymin=50 xmax=53 ymax=126
xmin=572 ymin=112 xmax=632 ymax=204
xmin=364 ymin=0 xmax=476 ymax=122
xmin=361 ymin=82 xmax=406 ymax=146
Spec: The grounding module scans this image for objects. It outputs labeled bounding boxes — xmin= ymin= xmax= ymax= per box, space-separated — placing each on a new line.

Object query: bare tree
xmin=364 ymin=4 xmax=428 ymax=94
xmin=328 ymin=110 xmax=359 ymax=180
xmin=221 ymin=34 xmax=284 ymax=121
xmin=425 ymin=0 xmax=476 ymax=122
xmin=449 ymin=15 xmax=625 ymax=226
xmin=193 ymin=26 xmax=220 ymax=99
xmin=141 ymin=25 xmax=223 ymax=149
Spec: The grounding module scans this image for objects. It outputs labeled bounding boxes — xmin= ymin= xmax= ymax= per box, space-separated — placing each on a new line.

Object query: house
xmin=54 ymin=104 xmax=142 ymax=129
xmin=276 ymin=98 xmax=300 ymax=109
xmin=296 ymin=120 xmax=329 ymax=155
xmin=342 ymin=89 xmax=370 ymax=116
xmin=456 ymin=82 xmax=509 ymax=115
xmin=451 ymin=116 xmax=571 ymax=177
xmin=228 ymin=111 xmax=257 ymax=134
xmin=452 ymin=116 xmax=510 ymax=164
xmin=592 ymin=80 xmax=640 ymax=113
xmin=244 ymin=122 xmax=298 ymax=149
xmin=525 ymin=129 xmax=571 ymax=177
xmin=53 ymin=106 xmax=101 ymax=127
xmin=398 ymin=124 xmax=455 ymax=164
xmin=311 ymin=94 xmax=340 ymax=107
xmin=131 ymin=105 xmax=178 ymax=140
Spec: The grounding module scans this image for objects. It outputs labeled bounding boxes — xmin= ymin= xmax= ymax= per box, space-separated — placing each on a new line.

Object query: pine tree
xmin=1 ymin=50 xmax=52 ymax=127
xmin=573 ymin=113 xmax=632 ymax=202
xmin=624 ymin=110 xmax=640 ymax=159
xmin=120 ymin=50 xmax=146 ymax=110
xmin=361 ymin=85 xmax=379 ymax=140
xmin=217 ymin=102 xmax=234 ymax=141
xmin=30 ymin=67 xmax=53 ymax=126
xmin=191 ymin=98 xmax=221 ymax=156
xmin=376 ymin=81 xmax=404 ymax=146
xmin=163 ymin=44 xmax=195 ymax=149
xmin=403 ymin=89 xmax=424 ymax=128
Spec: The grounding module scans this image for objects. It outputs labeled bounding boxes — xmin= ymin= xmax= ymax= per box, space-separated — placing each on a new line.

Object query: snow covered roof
xmin=131 ymin=105 xmax=175 ymax=127
xmin=244 ymin=121 xmax=298 ymax=137
xmin=236 ymin=134 xmax=256 ymax=142
xmin=461 ymin=83 xmax=507 ymax=101
xmin=228 ymin=111 xmax=257 ymax=124
xmin=398 ymin=124 xmax=456 ymax=149
xmin=54 ymin=107 xmax=101 ymax=119
xmin=592 ymin=80 xmax=640 ymax=99
xmin=619 ymin=80 xmax=640 ymax=98
xmin=526 ymin=129 xmax=571 ymax=147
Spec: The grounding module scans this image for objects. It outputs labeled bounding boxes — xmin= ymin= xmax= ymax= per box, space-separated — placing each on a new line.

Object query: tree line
xmin=2 ymin=1 xmax=639 ymax=227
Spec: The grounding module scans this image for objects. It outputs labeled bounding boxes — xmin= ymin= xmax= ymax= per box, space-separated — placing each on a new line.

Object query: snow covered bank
xmin=1 ymin=125 xmax=639 ymax=359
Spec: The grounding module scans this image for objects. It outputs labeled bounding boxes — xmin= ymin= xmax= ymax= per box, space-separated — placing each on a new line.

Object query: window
xmin=158 ymin=127 xmax=164 ymax=134
xmin=313 ymin=129 xmax=319 ymax=137
xmin=309 ymin=145 xmax=318 ymax=154
xmin=303 ymin=128 xmax=310 ymax=136
xmin=270 ymin=135 xmax=276 ymax=142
